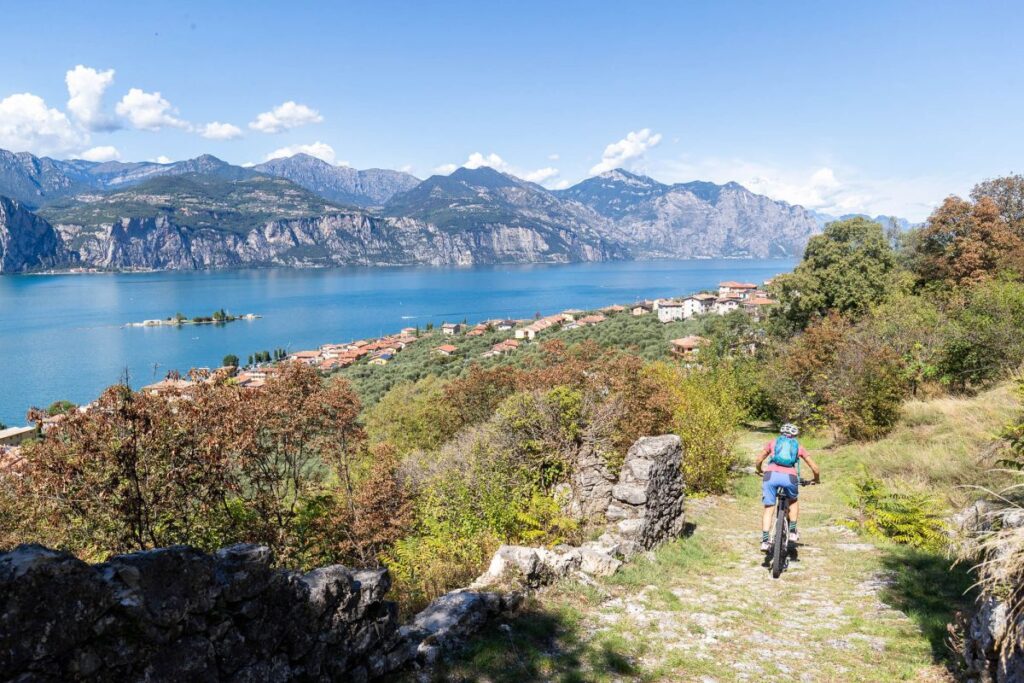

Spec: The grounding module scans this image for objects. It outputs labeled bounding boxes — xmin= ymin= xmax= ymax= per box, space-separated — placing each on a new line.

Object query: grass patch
xmin=607 ymin=534 xmax=714 ymax=589
xmin=430 ymin=600 xmax=649 ymax=683
xmin=878 ymin=544 xmax=976 ymax=662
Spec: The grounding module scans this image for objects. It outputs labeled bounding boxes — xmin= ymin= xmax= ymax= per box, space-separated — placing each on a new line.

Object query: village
xmin=0 ymin=279 xmax=776 ymax=463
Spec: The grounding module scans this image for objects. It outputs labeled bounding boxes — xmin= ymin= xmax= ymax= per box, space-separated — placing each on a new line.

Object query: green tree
xmin=771 ymin=217 xmax=898 ymax=333
xmin=222 ymin=354 xmax=240 ymax=367
xmin=364 ymin=376 xmax=459 ymax=455
xmin=46 ymin=400 xmax=77 ymax=416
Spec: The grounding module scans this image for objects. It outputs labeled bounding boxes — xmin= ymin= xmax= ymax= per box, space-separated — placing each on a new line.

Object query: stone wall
xmin=473 ymin=435 xmax=686 ymax=588
xmin=0 ymin=543 xmax=397 ymax=682
xmin=0 ymin=435 xmax=686 ymax=681
xmin=962 ymin=596 xmax=1024 ymax=683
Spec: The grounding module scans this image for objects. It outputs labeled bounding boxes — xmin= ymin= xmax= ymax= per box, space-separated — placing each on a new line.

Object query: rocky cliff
xmin=0 ymin=196 xmax=66 ymax=272
xmin=558 ymin=169 xmax=820 ymax=258
xmin=54 ymin=213 xmax=617 ymax=270
xmin=0 ymin=148 xmax=834 ymax=272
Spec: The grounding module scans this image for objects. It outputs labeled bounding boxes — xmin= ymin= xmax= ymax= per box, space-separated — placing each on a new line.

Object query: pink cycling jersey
xmin=761 ymin=440 xmax=807 ymax=475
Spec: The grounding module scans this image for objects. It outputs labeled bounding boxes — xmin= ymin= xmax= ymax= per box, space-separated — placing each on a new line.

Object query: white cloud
xmin=590 ymin=128 xmax=663 ymax=175
xmin=547 ymin=153 xmax=560 ymax=161
xmin=249 ymin=101 xmax=323 ymax=134
xmin=522 ymin=167 xmax=560 ymax=184
xmin=199 ymin=121 xmax=243 ymax=140
xmin=654 ymin=156 xmax=953 ymax=222
xmin=435 ymin=151 xmax=565 ymax=188
xmin=115 ymin=88 xmax=189 ymax=131
xmin=399 ymin=164 xmax=414 ymax=174
xmin=0 ymin=93 xmax=85 ymax=156
xmin=151 ymin=155 xmax=173 ymax=164
xmin=264 ymin=141 xmax=343 ymax=165
xmin=79 ymin=145 xmax=120 ymax=162
xmin=65 ymin=65 xmax=118 ymax=132
xmin=464 ymin=152 xmax=508 ymax=171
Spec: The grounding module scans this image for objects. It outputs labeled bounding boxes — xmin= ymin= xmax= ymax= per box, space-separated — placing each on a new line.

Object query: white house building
xmin=657 ymin=301 xmax=685 ymax=323
xmin=714 ymin=298 xmax=740 ymax=315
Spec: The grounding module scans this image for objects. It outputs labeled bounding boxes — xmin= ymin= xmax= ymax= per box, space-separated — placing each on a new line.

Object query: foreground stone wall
xmin=0 ymin=435 xmax=686 ymax=681
xmin=0 ymin=543 xmax=396 ymax=681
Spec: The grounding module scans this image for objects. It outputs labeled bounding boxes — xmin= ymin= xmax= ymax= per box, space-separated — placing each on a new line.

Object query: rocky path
xmin=439 ymin=448 xmax=957 ymax=682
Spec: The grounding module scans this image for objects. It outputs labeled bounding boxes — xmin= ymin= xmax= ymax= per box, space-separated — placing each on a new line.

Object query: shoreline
xmin=0 ymin=259 xmax=793 ymax=426
xmin=12 ymin=255 xmax=798 ymax=278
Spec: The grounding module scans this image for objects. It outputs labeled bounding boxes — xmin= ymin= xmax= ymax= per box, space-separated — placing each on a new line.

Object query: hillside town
xmin=0 ymin=279 xmax=777 ymax=464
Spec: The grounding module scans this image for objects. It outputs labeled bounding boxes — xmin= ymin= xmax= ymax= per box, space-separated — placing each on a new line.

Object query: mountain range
xmin=0 ymin=149 xmax=861 ymax=272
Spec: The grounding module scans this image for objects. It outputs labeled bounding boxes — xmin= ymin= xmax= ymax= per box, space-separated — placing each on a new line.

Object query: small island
xmin=127 ymin=309 xmax=260 ymax=327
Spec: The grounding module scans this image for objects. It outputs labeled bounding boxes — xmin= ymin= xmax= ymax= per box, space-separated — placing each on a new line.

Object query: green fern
xmin=851 ymin=471 xmax=948 ymax=551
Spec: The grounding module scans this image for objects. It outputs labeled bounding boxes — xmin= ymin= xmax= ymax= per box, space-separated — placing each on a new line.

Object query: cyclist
xmin=754 ymin=423 xmax=820 ymax=551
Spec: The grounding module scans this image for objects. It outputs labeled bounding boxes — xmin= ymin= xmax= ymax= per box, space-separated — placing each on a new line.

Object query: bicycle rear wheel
xmin=771 ymin=501 xmax=787 ymax=578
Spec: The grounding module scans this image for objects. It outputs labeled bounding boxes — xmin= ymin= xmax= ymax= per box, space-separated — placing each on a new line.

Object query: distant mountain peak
xmin=598 ymin=168 xmax=662 ymax=187
xmin=252 ymin=153 xmax=418 ymax=207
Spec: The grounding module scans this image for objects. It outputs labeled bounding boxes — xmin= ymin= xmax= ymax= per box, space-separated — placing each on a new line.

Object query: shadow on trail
xmin=424 ymin=603 xmax=637 ymax=683
xmin=878 ymin=546 xmax=975 ymax=663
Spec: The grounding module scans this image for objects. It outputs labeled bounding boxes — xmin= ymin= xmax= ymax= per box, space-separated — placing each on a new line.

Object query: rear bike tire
xmin=771 ymin=501 xmax=787 ymax=578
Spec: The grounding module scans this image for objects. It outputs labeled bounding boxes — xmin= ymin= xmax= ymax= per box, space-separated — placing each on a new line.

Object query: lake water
xmin=0 ymin=259 xmax=795 ymax=426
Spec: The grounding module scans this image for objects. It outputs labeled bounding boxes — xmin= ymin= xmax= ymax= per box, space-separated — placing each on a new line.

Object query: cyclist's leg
xmin=761 ymin=474 xmax=778 ymax=548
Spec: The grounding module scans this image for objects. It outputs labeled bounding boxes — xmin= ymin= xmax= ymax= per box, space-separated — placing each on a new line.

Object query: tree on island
xmin=223 ymin=354 xmax=240 ymax=368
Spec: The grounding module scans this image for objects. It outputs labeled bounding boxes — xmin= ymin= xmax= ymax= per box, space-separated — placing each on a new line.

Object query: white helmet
xmin=780 ymin=423 xmax=799 ymax=437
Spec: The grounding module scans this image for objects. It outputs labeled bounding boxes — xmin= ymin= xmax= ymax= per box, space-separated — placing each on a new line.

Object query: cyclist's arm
xmin=800 ymin=451 xmax=821 ymax=482
xmin=754 ymin=443 xmax=771 ymax=474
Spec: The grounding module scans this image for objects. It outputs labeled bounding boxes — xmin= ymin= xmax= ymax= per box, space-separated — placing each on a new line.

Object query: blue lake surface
xmin=0 ymin=259 xmax=795 ymax=426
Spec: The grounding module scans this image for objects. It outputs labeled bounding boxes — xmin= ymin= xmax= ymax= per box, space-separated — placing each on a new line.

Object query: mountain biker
xmin=754 ymin=423 xmax=820 ymax=551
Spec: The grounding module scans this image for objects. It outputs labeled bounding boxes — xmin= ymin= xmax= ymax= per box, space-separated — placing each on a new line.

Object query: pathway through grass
xmin=432 ymin=386 xmax=1017 ymax=682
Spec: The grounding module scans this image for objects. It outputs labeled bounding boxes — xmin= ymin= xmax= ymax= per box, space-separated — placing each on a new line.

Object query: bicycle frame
xmin=768 ymin=485 xmax=793 ymax=578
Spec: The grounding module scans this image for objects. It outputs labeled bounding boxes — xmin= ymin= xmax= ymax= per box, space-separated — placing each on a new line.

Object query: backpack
xmin=771 ymin=436 xmax=800 ymax=467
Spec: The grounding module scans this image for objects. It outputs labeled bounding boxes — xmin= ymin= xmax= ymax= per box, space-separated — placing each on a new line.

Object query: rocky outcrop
xmin=957 ymin=501 xmax=1024 ymax=683
xmin=962 ymin=597 xmax=1024 ymax=683
xmin=0 ymin=196 xmax=67 ymax=272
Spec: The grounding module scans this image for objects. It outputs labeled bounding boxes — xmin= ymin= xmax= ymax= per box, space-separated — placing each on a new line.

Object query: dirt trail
xmin=440 ymin=459 xmax=956 ymax=682
xmin=584 ymin=484 xmax=951 ymax=682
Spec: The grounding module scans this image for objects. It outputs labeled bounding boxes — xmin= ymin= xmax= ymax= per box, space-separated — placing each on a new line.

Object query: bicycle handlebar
xmin=751 ymin=471 xmax=821 ymax=486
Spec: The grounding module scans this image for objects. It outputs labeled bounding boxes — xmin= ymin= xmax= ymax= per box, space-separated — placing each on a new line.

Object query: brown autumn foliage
xmin=762 ymin=313 xmax=907 ymax=440
xmin=913 ymin=195 xmax=1024 ymax=286
xmin=971 ymin=174 xmax=1024 ymax=236
xmin=2 ymin=363 xmax=371 ymax=566
xmin=443 ymin=364 xmax=522 ymax=427
xmin=341 ymin=443 xmax=415 ymax=568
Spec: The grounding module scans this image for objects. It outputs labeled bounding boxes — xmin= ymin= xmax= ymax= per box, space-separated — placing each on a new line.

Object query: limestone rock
xmin=0 ymin=543 xmax=399 ymax=681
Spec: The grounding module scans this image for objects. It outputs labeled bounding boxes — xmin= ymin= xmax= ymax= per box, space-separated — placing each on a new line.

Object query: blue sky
xmin=2 ymin=0 xmax=1022 ymax=220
